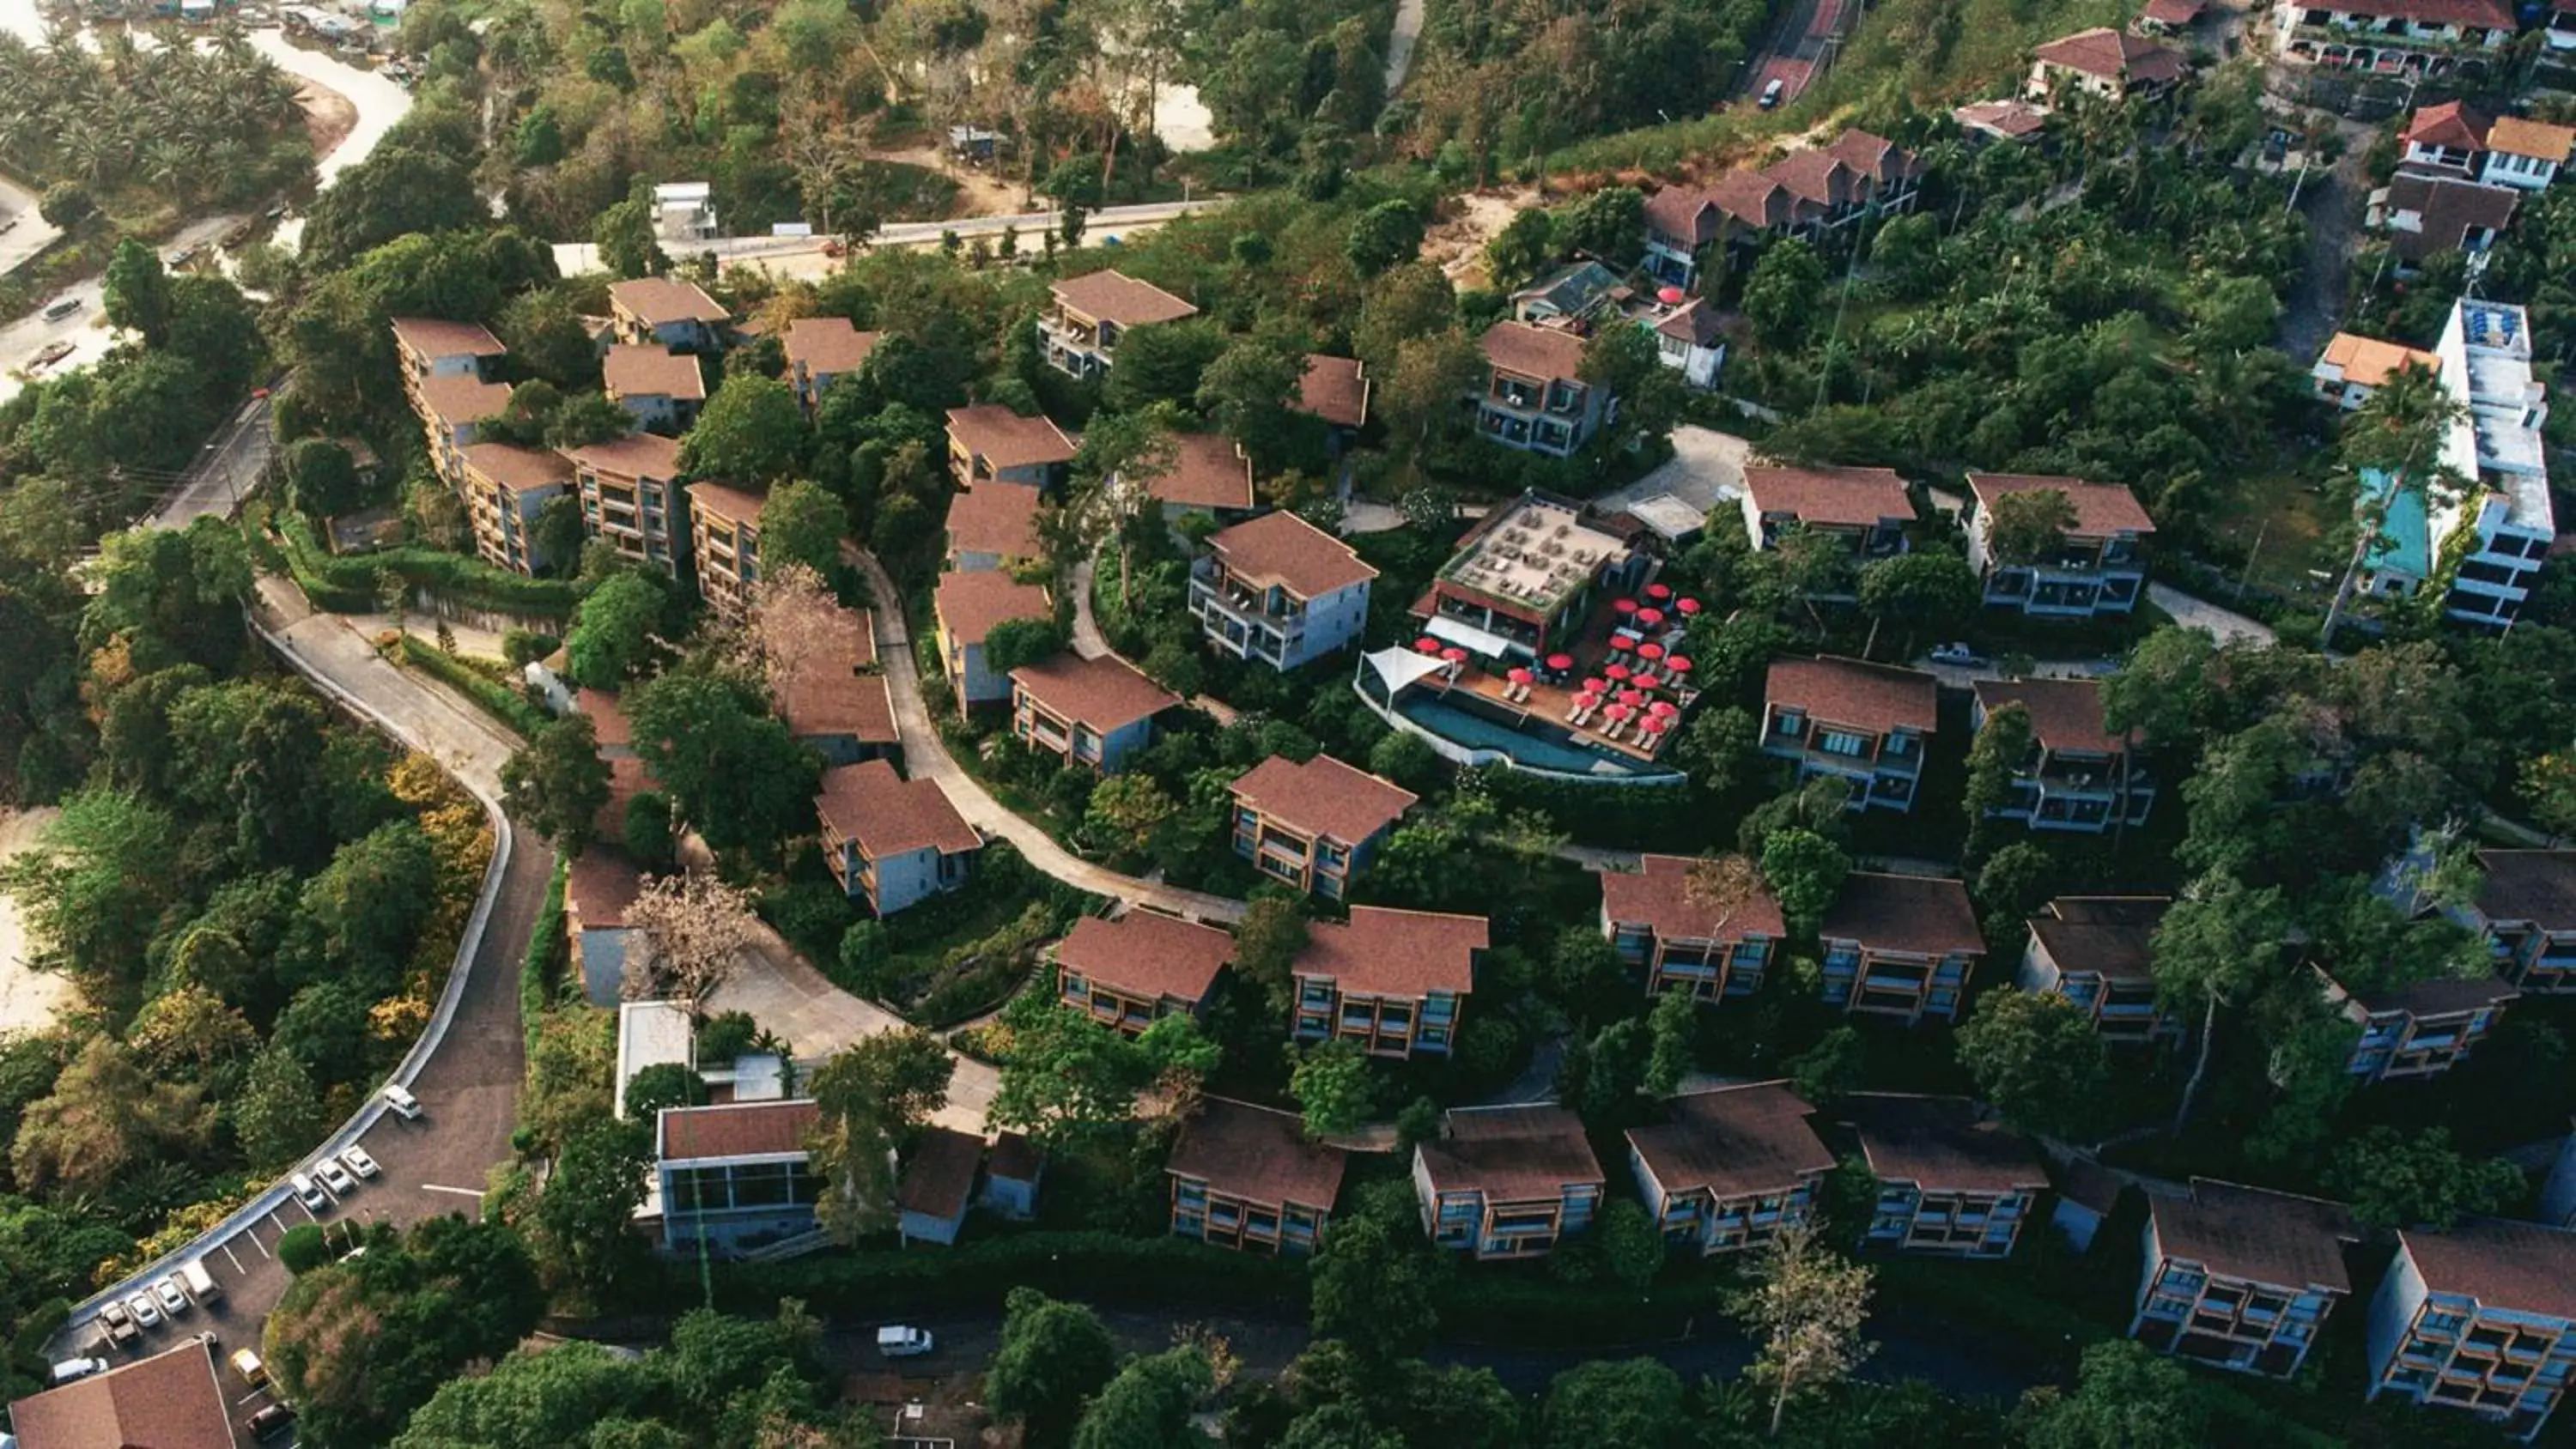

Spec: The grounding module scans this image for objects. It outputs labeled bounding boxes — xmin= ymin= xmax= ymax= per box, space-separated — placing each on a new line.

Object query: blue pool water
xmin=1395 ymin=694 xmax=1674 ymax=779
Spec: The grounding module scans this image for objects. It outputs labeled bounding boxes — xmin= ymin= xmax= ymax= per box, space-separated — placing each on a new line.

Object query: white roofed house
xmin=652 ymin=181 xmax=720 ymax=241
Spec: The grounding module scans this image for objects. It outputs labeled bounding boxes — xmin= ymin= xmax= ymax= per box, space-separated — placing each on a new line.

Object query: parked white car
xmin=152 ymin=1277 xmax=189 ymax=1317
xmin=314 ymin=1159 xmax=357 ymax=1197
xmin=125 ymin=1293 xmax=161 ymax=1330
xmin=289 ymin=1173 xmax=329 ymax=1213
xmin=340 ymin=1145 xmax=380 ymax=1179
xmin=875 ymin=1325 xmax=935 ymax=1358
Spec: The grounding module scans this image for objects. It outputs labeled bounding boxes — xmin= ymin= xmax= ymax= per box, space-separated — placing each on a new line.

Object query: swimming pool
xmin=1393 ymin=693 xmax=1680 ymax=781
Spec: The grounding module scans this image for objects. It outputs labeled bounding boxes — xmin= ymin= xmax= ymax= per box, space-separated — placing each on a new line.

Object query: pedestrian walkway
xmin=2148 ymin=583 xmax=2275 ymax=648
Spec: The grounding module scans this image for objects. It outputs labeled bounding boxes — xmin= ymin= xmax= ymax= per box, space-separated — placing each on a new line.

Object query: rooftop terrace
xmin=1438 ymin=494 xmax=1628 ymax=621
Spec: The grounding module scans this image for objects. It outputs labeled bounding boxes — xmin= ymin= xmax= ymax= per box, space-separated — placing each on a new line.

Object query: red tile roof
xmin=7 ymin=1337 xmax=233 ymax=1449
xmin=1058 ymin=910 xmax=1236 ymax=1005
xmin=2404 ymin=100 xmax=2492 ymax=151
xmin=1972 ymin=677 xmax=2124 ymax=755
xmin=1168 ymin=1095 xmax=1346 ymax=1210
xmin=392 ymin=316 xmax=507 ymax=359
xmin=1843 ymin=1094 xmax=2045 ymax=1193
xmin=1820 ymin=873 xmax=1984 ymax=957
xmin=1965 ymin=472 xmax=2154 ymax=537
xmin=1010 ymin=652 xmax=1180 ymax=734
xmin=817 ymin=759 xmax=980 ymax=858
xmin=785 ymin=316 xmax=883 ymax=379
xmin=1297 ymin=906 xmax=1485 ymax=997
xmin=2028 ymin=896 xmax=2171 ymax=986
xmin=1230 ymin=754 xmax=1418 ymax=848
xmin=1765 ymin=656 xmax=1939 ymax=736
xmin=1766 ymin=149 xmax=1859 ymax=210
xmin=947 ymin=405 xmax=1078 ymax=470
xmin=1707 ymin=170 xmax=1795 ymax=231
xmin=563 ymin=431 xmax=684 ymax=482
xmin=610 ymin=276 xmax=731 ymax=326
xmin=2154 ymin=1179 xmax=2355 ymax=1293
xmin=1742 ymin=464 xmax=1912 ymax=529
xmin=896 ymin=1125 xmax=986 ymax=1220
xmin=1051 ymin=270 xmax=1199 ymax=326
xmin=934 ymin=570 xmax=1053 ymax=647
xmin=1418 ymin=1105 xmax=1604 ymax=1201
xmin=2400 ymin=1219 xmax=2576 ymax=1321
xmin=2330 ymin=0 xmax=2512 ymax=27
xmin=988 ymin=1131 xmax=1042 ymax=1183
xmin=605 ymin=343 xmax=708 ymax=401
xmin=1953 ymin=99 xmax=2053 ymax=141
xmin=945 ymin=484 xmax=1043 ymax=561
xmin=416 ymin=373 xmax=513 ymax=426
xmin=1600 ymin=853 xmax=1788 ymax=942
xmin=1208 ymin=511 xmax=1379 ymax=600
xmin=2488 ymin=117 xmax=2576 ymax=164
xmin=2033 ymin=27 xmax=2188 ymax=86
xmin=781 ymin=664 xmax=896 ymax=746
xmin=1643 ymin=185 xmax=1723 ymax=246
xmin=1297 ymin=355 xmax=1370 ymax=429
xmin=686 ymin=480 xmax=767 ymax=524
xmin=659 ymin=1099 xmax=821 ymax=1161
xmin=1627 ymin=1082 xmax=1833 ymax=1198
xmin=2476 ymin=851 xmax=2576 ymax=931
xmin=567 ymin=849 xmax=646 ymax=931
xmin=1480 ymin=320 xmax=1589 ymax=384
xmin=2138 ymin=0 xmax=2203 ymax=25
xmin=462 ymin=442 xmax=574 ymax=493
xmin=1824 ymin=128 xmax=1923 ymax=187
xmin=1147 ymin=433 xmax=1256 ymax=511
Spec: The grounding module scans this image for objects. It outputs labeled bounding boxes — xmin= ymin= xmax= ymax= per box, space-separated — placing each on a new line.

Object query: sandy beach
xmin=0 ymin=807 xmax=73 ymax=1034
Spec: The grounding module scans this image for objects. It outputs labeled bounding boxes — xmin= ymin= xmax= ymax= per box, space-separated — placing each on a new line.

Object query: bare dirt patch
xmin=1424 ymin=189 xmax=1536 ymax=288
xmin=296 ymin=77 xmax=358 ymax=161
xmin=866 ymin=144 xmax=1027 ymax=219
xmin=0 ymin=806 xmax=75 ymax=1035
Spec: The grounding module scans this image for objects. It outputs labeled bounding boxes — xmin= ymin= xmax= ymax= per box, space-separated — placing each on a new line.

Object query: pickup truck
xmin=95 ymin=1300 xmax=139 ymax=1348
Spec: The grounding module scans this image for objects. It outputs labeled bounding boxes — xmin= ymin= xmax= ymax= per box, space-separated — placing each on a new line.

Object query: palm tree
xmin=2320 ymin=362 xmax=2467 ymax=645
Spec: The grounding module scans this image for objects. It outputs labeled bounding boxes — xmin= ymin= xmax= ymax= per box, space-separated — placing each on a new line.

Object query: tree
xmin=1954 ymin=989 xmax=2111 ymax=1142
xmin=126 ymin=982 xmax=258 ymax=1079
xmin=1598 ymin=1197 xmax=1665 ymax=1289
xmin=1485 ymin=209 xmax=1557 ymax=292
xmin=758 ymin=480 xmax=845 ymax=579
xmin=679 ymin=374 xmax=805 ymax=486
xmin=988 ymin=1288 xmax=1121 ymax=1449
xmin=235 ymin=1046 xmax=326 ymax=1173
xmin=1984 ymin=488 xmax=2079 ymax=566
xmin=2152 ymin=877 xmax=2287 ymax=1133
xmin=1961 ymin=701 xmax=2034 ymax=857
xmin=278 ymin=1223 xmax=330 ymax=1275
xmin=989 ymin=994 xmax=1217 ymax=1149
xmin=1674 ymin=706 xmax=1759 ymax=796
xmin=501 ymin=714 xmax=611 ymax=853
xmin=2326 ymin=1126 xmax=2524 ymax=1229
xmin=594 ymin=197 xmax=667 ymax=280
xmin=0 ymin=788 xmax=181 ymax=986
xmin=621 ymin=1062 xmax=708 ymax=1119
xmin=103 ymin=239 xmax=172 ymax=348
xmin=39 ymin=180 xmax=93 ymax=228
xmin=2014 ymin=1340 xmax=2205 ymax=1449
xmin=1740 ymin=1222 xmax=1874 ymax=1437
xmin=1291 ymin=1040 xmax=1373 ymax=1138
xmin=1539 ymin=1357 xmax=1690 ymax=1449
xmin=564 ymin=572 xmax=665 ymax=689
xmin=1741 ymin=239 xmax=1828 ymax=349
xmin=1197 ymin=337 xmax=1308 ymax=465
xmin=805 ymin=1028 xmax=955 ymax=1240
xmin=1232 ymin=892 xmax=1311 ymax=1016
xmin=285 ymin=438 xmax=366 ymax=518
xmin=301 ymin=132 xmax=483 ymax=269
xmin=2523 ymin=752 xmax=2576 ymax=843
xmin=543 ymin=392 xmax=632 ymax=450
xmin=1310 ymin=1197 xmax=1441 ymax=1361
xmin=10 ymin=1036 xmax=212 ymax=1197
xmin=1346 ymin=200 xmax=1425 ymax=276
xmin=981 ymin=615 xmax=1068 ymax=676
xmin=1856 ymin=552 xmax=1978 ymax=658
xmin=622 ymin=871 xmax=760 ymax=1004
xmin=1071 ymin=1346 xmax=1213 ymax=1449
xmin=1551 ymin=186 xmax=1644 ymax=266
xmin=1784 ymin=1026 xmax=1863 ymax=1108
xmin=626 ymin=669 xmax=821 ymax=861
xmin=1084 ymin=774 xmax=1179 ymax=860
xmin=1643 ymin=989 xmax=1697 ymax=1097
xmin=533 ymin=1119 xmax=653 ymax=1299
xmin=301 ymin=822 xmax=439 ymax=990
xmin=623 ymin=791 xmax=676 ymax=867
xmin=1758 ymin=829 xmax=1848 ymax=938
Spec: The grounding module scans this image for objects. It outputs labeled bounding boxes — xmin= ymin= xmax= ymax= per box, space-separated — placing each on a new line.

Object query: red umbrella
xmin=1675 ymin=597 xmax=1702 ymax=616
xmin=1646 ymin=583 xmax=1673 ymax=601
xmin=1665 ymin=657 xmax=1692 ymax=674
xmin=1574 ymin=691 xmax=1601 ymax=709
xmin=1546 ymin=653 xmax=1575 ymax=671
xmin=1612 ymin=597 xmax=1638 ymax=615
xmin=1414 ymin=636 xmax=1442 ymax=654
xmin=1440 ymin=646 xmax=1467 ymax=664
xmin=1636 ymin=607 xmax=1666 ymax=628
xmin=1649 ymin=700 xmax=1679 ymax=718
xmin=1639 ymin=713 xmax=1671 ymax=734
xmin=1507 ymin=668 xmax=1532 ymax=685
xmin=1604 ymin=664 xmax=1631 ymax=682
xmin=1607 ymin=635 xmax=1632 ymax=652
xmin=1632 ymin=671 xmax=1661 ymax=689
xmin=1617 ymin=688 xmax=1644 ymax=706
xmin=1604 ymin=703 xmax=1636 ymax=722
xmin=1583 ymin=676 xmax=1609 ymax=694
xmin=1656 ymin=285 xmax=1686 ymax=306
xmin=1637 ymin=641 xmax=1665 ymax=661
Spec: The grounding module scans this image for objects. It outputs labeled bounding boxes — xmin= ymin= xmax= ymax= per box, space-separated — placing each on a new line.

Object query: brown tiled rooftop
xmin=2154 ymin=1179 xmax=2355 ymax=1293
xmin=1208 ymin=510 xmax=1379 ymax=600
xmin=2335 ymin=971 xmax=2518 ymax=1018
xmin=1824 ymin=128 xmax=1922 ymax=185
xmin=2029 ymin=896 xmax=2170 ymax=985
xmin=1479 ymin=320 xmax=1589 ymax=384
xmin=1972 ymin=677 xmax=2124 ymax=755
xmin=2404 ymin=100 xmax=2490 ymax=151
xmin=392 ymin=316 xmax=507 ymax=359
xmin=1297 ymin=905 xmax=1485 ymax=997
xmin=1766 ymin=149 xmax=1858 ymax=210
xmin=605 ymin=343 xmax=708 ymax=401
xmin=947 ymin=404 xmax=1078 ymax=470
xmin=567 ymin=849 xmax=645 ymax=931
xmin=1419 ymin=1105 xmax=1604 ymax=1202
xmin=1146 ymin=433 xmax=1255 ymax=511
xmin=462 ymin=442 xmax=574 ymax=493
xmin=1010 ymin=652 xmax=1179 ymax=734
xmin=988 ymin=1131 xmax=1042 ymax=1183
xmin=1297 ymin=355 xmax=1370 ymax=429
xmin=1230 ymin=754 xmax=1418 ymax=848
xmin=563 ymin=431 xmax=684 ymax=481
xmin=1742 ymin=464 xmax=1913 ymax=529
xmin=781 ymin=664 xmax=896 ymax=745
xmin=1965 ymin=473 xmax=2154 ymax=538
xmin=2401 ymin=1218 xmax=2576 ymax=1321
xmin=945 ymin=483 xmax=1043 ymax=561
xmin=1954 ymin=99 xmax=2052 ymax=140
xmin=1058 ymin=909 xmax=1235 ymax=1005
xmin=1051 ymin=270 xmax=1199 ymax=327
xmin=1168 ymin=1095 xmax=1346 ymax=1210
xmin=610 ymin=276 xmax=732 ymax=326
xmin=2384 ymin=169 xmax=2522 ymax=264
xmin=1821 ymin=873 xmax=1984 ymax=957
xmin=2318 ymin=333 xmax=2443 ymax=391
xmin=1628 ymin=1081 xmax=1832 ymax=1198
xmin=2478 ymin=851 xmax=2576 ymax=931
xmin=1601 ymin=853 xmax=1789 ymax=943
xmin=896 ymin=1125 xmax=986 ymax=1221
xmin=659 ymin=1099 xmax=821 ymax=1161
xmin=935 ymin=570 xmax=1052 ymax=647
xmin=416 ymin=373 xmax=513 ymax=426
xmin=817 ymin=759 xmax=980 ymax=858
xmin=596 ymin=754 xmax=656 ymax=840
xmin=1843 ymin=1094 xmax=2045 ymax=1193
xmin=785 ymin=316 xmax=884 ymax=379
xmin=2033 ymin=27 xmax=2187 ymax=84
xmin=7 ymin=1336 xmax=233 ymax=1449
xmin=1766 ymin=656 xmax=1939 ymax=736
xmin=687 ymin=480 xmax=767 ymax=524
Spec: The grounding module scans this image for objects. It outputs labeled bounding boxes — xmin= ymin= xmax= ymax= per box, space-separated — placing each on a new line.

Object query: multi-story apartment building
xmin=1009 ymin=652 xmax=1180 ymax=773
xmin=945 ymin=403 xmax=1078 ymax=490
xmin=816 ymin=759 xmax=980 ymax=917
xmin=564 ymin=433 xmax=688 ymax=574
xmin=2366 ymin=1219 xmax=2576 ymax=1441
xmin=1961 ymin=473 xmax=2154 ymax=617
xmin=1056 ymin=909 xmax=1236 ymax=1033
xmin=1638 ymin=129 xmax=1923 ymax=288
xmin=2463 ymin=851 xmax=2576 ymax=992
xmin=2020 ymin=895 xmax=2175 ymax=1042
xmin=459 ymin=442 xmax=573 ymax=575
xmin=1038 ymin=270 xmax=1200 ymax=379
xmin=1291 ymin=906 xmax=1486 ymax=1058
xmin=2027 ymin=26 xmax=2189 ymax=100
xmin=2321 ymin=969 xmax=2516 ymax=1082
xmin=943 ymin=482 xmax=1044 ymax=573
xmin=1739 ymin=464 xmax=1916 ymax=587
xmin=782 ymin=316 xmax=882 ymax=409
xmin=1472 ymin=322 xmax=1613 ymax=457
xmin=655 ymin=1099 xmax=823 ymax=1255
xmin=1760 ymin=656 xmax=1941 ymax=813
xmin=2273 ymin=0 xmax=2515 ymax=73
xmin=1419 ymin=492 xmax=1633 ymax=663
xmin=391 ymin=315 xmax=506 ymax=415
xmin=933 ymin=570 xmax=1053 ymax=714
xmin=772 ymin=605 xmax=899 ymax=768
xmin=1166 ymin=1095 xmax=1346 ymax=1255
xmin=1626 ymin=1081 xmax=1835 ymax=1255
xmin=1970 ymin=678 xmax=2156 ymax=833
xmin=603 ymin=343 xmax=708 ymax=433
xmin=1190 ymin=511 xmax=1379 ymax=670
xmin=2131 ymin=1179 xmax=2358 ymax=1379
xmin=1819 ymin=872 xmax=1984 ymax=1023
xmin=2313 ymin=331 xmax=2442 ymax=411
xmin=415 ymin=373 xmax=513 ymax=487
xmin=2400 ymin=103 xmax=2576 ymax=193
xmin=1600 ymin=852 xmax=1789 ymax=1002
xmin=607 ymin=276 xmax=732 ymax=349
xmin=685 ymin=481 xmax=766 ymax=616
xmin=1414 ymin=1106 xmax=1605 ymax=1260
xmin=1130 ymin=431 xmax=1255 ymax=522
xmin=1844 ymin=1094 xmax=2047 ymax=1258
xmin=1227 ymin=753 xmax=1418 ymax=900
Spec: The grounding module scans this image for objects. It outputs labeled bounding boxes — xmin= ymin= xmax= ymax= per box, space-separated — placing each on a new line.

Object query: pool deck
xmin=1425 ymin=663 xmax=1685 ymax=767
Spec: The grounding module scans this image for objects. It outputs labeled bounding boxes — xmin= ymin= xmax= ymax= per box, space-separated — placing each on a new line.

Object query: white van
xmin=48 ymin=1357 xmax=106 ymax=1385
xmin=179 ymin=1260 xmax=221 ymax=1303
xmin=875 ymin=1325 xmax=935 ymax=1358
xmin=1759 ymin=78 xmax=1786 ymax=110
xmin=380 ymin=1083 xmax=422 ymax=1120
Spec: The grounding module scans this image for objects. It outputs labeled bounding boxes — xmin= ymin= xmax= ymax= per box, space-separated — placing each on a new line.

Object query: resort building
xmin=392 ymin=315 xmax=506 ymax=418
xmin=1190 ymin=510 xmax=1379 ymax=670
xmin=2272 ymin=0 xmax=2515 ymax=74
xmin=2366 ymin=1218 xmax=2576 ymax=1440
xmin=608 ymin=276 xmax=732 ymax=349
xmin=1970 ymin=677 xmax=2156 ymax=833
xmin=1638 ymin=129 xmax=1923 ymax=288
xmin=896 ymin=1126 xmax=988 ymax=1247
xmin=1843 ymin=1094 xmax=2047 ymax=1258
xmin=1599 ymin=852 xmax=1789 ymax=1002
xmin=944 ymin=482 xmax=1044 ymax=573
xmin=1422 ymin=492 xmax=1635 ymax=662
xmin=2371 ymin=169 xmax=2520 ymax=268
xmin=2322 ymin=969 xmax=2515 ymax=1082
xmin=2400 ymin=103 xmax=2576 ymax=193
xmin=2019 ymin=895 xmax=2175 ymax=1042
xmin=685 ymin=481 xmax=765 ymax=616
xmin=566 ymin=432 xmax=688 ymax=574
xmin=817 ymin=760 xmax=980 ymax=917
xmin=945 ymin=404 xmax=1078 ymax=490
xmin=1295 ymin=354 xmax=1370 ymax=446
xmin=603 ymin=343 xmax=708 ymax=433
xmin=1760 ymin=656 xmax=1940 ymax=814
xmin=783 ymin=317 xmax=882 ymax=409
xmin=2462 ymin=851 xmax=2576 ymax=992
xmin=459 ymin=442 xmax=574 ymax=575
xmin=1739 ymin=464 xmax=1915 ymax=582
xmin=1166 ymin=1095 xmax=1346 ymax=1255
xmin=1038 ymin=270 xmax=1199 ymax=379
xmin=1056 ymin=909 xmax=1236 ymax=1032
xmin=1009 ymin=652 xmax=1180 ymax=773
xmin=1473 ymin=322 xmax=1613 ymax=457
xmin=2313 ymin=331 xmax=2443 ymax=410
xmin=1626 ymin=1082 xmax=1835 ymax=1255
xmin=1414 ymin=1105 xmax=1606 ymax=1260
xmin=1961 ymin=473 xmax=2154 ymax=617
xmin=1227 ymin=753 xmax=1419 ymax=900
xmin=414 ymin=372 xmax=513 ymax=492
xmin=773 ymin=606 xmax=899 ymax=767
xmin=2027 ymin=27 xmax=2188 ymax=101
xmin=1291 ymin=906 xmax=1486 ymax=1058
xmin=6 ymin=1336 xmax=235 ymax=1449
xmin=2131 ymin=1179 xmax=2358 ymax=1379
xmin=1130 ymin=432 xmax=1256 ymax=521
xmin=933 ymin=570 xmax=1053 ymax=714
xmin=655 ymin=1099 xmax=823 ymax=1256
xmin=1819 ymin=872 xmax=1984 ymax=1024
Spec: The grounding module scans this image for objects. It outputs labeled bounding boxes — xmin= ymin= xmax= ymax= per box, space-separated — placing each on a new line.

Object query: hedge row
xmin=523 ymin=858 xmax=568 ymax=1070
xmin=708 ymin=1231 xmax=1309 ymax=1319
xmin=277 ymin=513 xmax=580 ymax=617
xmin=396 ymin=635 xmax=547 ymax=738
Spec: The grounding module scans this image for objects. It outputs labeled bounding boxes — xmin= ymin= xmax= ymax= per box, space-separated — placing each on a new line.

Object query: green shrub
xmin=710 ymin=1232 xmax=1309 ymax=1319
xmin=521 ymin=858 xmax=568 ymax=1073
xmin=276 ymin=513 xmax=579 ymax=617
xmin=397 ymin=636 xmax=550 ymax=738
xmin=278 ymin=1223 xmax=328 ymax=1274
xmin=501 ymin=629 xmax=559 ymax=667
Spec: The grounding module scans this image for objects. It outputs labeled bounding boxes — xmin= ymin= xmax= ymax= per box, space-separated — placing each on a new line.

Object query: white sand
xmin=0 ymin=807 xmax=74 ymax=1035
